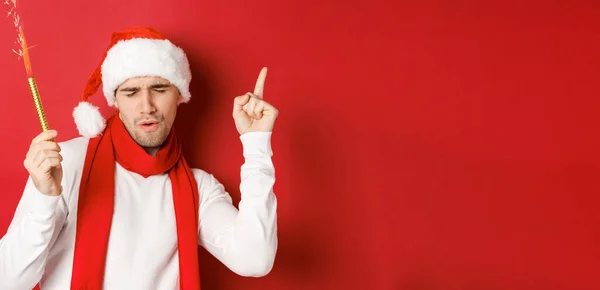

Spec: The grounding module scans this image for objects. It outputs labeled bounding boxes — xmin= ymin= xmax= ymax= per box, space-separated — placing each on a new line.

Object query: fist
xmin=23 ymin=130 xmax=63 ymax=196
xmin=233 ymin=67 xmax=279 ymax=135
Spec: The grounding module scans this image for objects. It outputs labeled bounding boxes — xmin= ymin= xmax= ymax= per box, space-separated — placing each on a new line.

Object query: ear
xmin=113 ymin=86 xmax=122 ymax=109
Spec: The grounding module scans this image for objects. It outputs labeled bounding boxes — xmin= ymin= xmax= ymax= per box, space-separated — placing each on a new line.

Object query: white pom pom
xmin=73 ymin=102 xmax=106 ymax=138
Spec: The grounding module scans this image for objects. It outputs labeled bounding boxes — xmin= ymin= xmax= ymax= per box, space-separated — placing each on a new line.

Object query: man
xmin=0 ymin=26 xmax=278 ymax=289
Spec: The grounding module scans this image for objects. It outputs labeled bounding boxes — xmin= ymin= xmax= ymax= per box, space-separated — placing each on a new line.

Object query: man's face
xmin=114 ymin=76 xmax=181 ymax=148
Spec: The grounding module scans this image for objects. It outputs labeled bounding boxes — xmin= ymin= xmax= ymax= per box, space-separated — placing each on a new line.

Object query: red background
xmin=1 ymin=0 xmax=599 ymax=289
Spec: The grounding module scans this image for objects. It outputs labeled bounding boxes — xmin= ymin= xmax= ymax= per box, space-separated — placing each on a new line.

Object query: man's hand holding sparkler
xmin=23 ymin=130 xmax=63 ymax=196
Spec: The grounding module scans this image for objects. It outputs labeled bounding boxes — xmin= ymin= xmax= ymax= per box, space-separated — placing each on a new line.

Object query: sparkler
xmin=5 ymin=0 xmax=51 ymax=132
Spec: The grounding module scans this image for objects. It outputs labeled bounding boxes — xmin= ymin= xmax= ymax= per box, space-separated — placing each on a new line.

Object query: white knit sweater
xmin=0 ymin=132 xmax=277 ymax=289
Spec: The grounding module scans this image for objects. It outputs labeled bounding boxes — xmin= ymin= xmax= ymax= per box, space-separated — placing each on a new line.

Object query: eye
xmin=153 ymin=86 xmax=169 ymax=93
xmin=126 ymin=92 xmax=137 ymax=97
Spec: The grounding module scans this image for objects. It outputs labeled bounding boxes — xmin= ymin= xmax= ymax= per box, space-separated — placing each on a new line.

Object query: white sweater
xmin=0 ymin=132 xmax=278 ymax=290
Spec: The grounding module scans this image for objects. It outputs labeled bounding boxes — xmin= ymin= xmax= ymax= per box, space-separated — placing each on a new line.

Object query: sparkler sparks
xmin=4 ymin=0 xmax=28 ymax=59
xmin=6 ymin=5 xmax=14 ymax=18
xmin=4 ymin=0 xmax=34 ymax=75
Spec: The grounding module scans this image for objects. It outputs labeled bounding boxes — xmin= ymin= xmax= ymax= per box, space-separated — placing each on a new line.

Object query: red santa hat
xmin=73 ymin=26 xmax=192 ymax=138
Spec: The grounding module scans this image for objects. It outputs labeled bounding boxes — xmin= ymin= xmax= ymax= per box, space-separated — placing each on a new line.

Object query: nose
xmin=138 ymin=89 xmax=156 ymax=114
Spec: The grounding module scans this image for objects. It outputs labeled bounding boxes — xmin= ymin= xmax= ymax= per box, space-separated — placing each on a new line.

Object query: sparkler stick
xmin=5 ymin=0 xmax=51 ymax=132
xmin=19 ymin=26 xmax=50 ymax=132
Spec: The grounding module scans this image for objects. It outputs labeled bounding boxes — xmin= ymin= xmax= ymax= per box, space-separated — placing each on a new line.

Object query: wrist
xmin=41 ymin=185 xmax=62 ymax=197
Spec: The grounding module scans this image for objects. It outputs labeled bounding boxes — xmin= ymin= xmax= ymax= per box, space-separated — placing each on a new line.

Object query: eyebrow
xmin=117 ymin=83 xmax=171 ymax=92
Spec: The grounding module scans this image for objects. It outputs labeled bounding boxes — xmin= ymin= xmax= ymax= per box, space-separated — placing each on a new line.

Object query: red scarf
xmin=66 ymin=116 xmax=201 ymax=289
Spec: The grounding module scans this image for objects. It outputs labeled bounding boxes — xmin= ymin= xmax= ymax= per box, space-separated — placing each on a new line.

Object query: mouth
xmin=138 ymin=120 xmax=159 ymax=132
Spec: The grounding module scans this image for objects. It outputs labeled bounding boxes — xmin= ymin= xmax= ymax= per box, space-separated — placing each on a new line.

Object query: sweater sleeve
xmin=196 ymin=132 xmax=278 ymax=277
xmin=0 ymin=177 xmax=68 ymax=289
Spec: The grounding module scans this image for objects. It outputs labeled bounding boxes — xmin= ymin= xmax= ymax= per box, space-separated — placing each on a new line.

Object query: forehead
xmin=118 ymin=76 xmax=172 ymax=88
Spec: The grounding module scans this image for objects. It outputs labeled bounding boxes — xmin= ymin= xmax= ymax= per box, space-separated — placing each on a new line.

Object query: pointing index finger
xmin=253 ymin=67 xmax=268 ymax=98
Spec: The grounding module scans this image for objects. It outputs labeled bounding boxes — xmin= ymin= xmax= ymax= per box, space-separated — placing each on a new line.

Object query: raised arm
xmin=196 ymin=132 xmax=277 ymax=276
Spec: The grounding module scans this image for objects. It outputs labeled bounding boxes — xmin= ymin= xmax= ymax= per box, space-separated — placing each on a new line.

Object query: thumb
xmin=233 ymin=94 xmax=251 ymax=115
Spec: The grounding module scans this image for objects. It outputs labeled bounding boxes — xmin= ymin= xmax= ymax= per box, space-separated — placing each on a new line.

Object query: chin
xmin=135 ymin=130 xmax=169 ymax=148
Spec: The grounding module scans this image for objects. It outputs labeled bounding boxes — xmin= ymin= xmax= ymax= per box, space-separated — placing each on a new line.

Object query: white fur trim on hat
xmin=73 ymin=101 xmax=106 ymax=138
xmin=100 ymin=38 xmax=192 ymax=106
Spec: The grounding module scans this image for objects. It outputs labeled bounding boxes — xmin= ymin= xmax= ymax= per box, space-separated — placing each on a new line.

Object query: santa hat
xmin=73 ymin=26 xmax=192 ymax=138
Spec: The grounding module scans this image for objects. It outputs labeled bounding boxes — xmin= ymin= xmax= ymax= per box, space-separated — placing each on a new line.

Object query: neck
xmin=144 ymin=147 xmax=160 ymax=156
